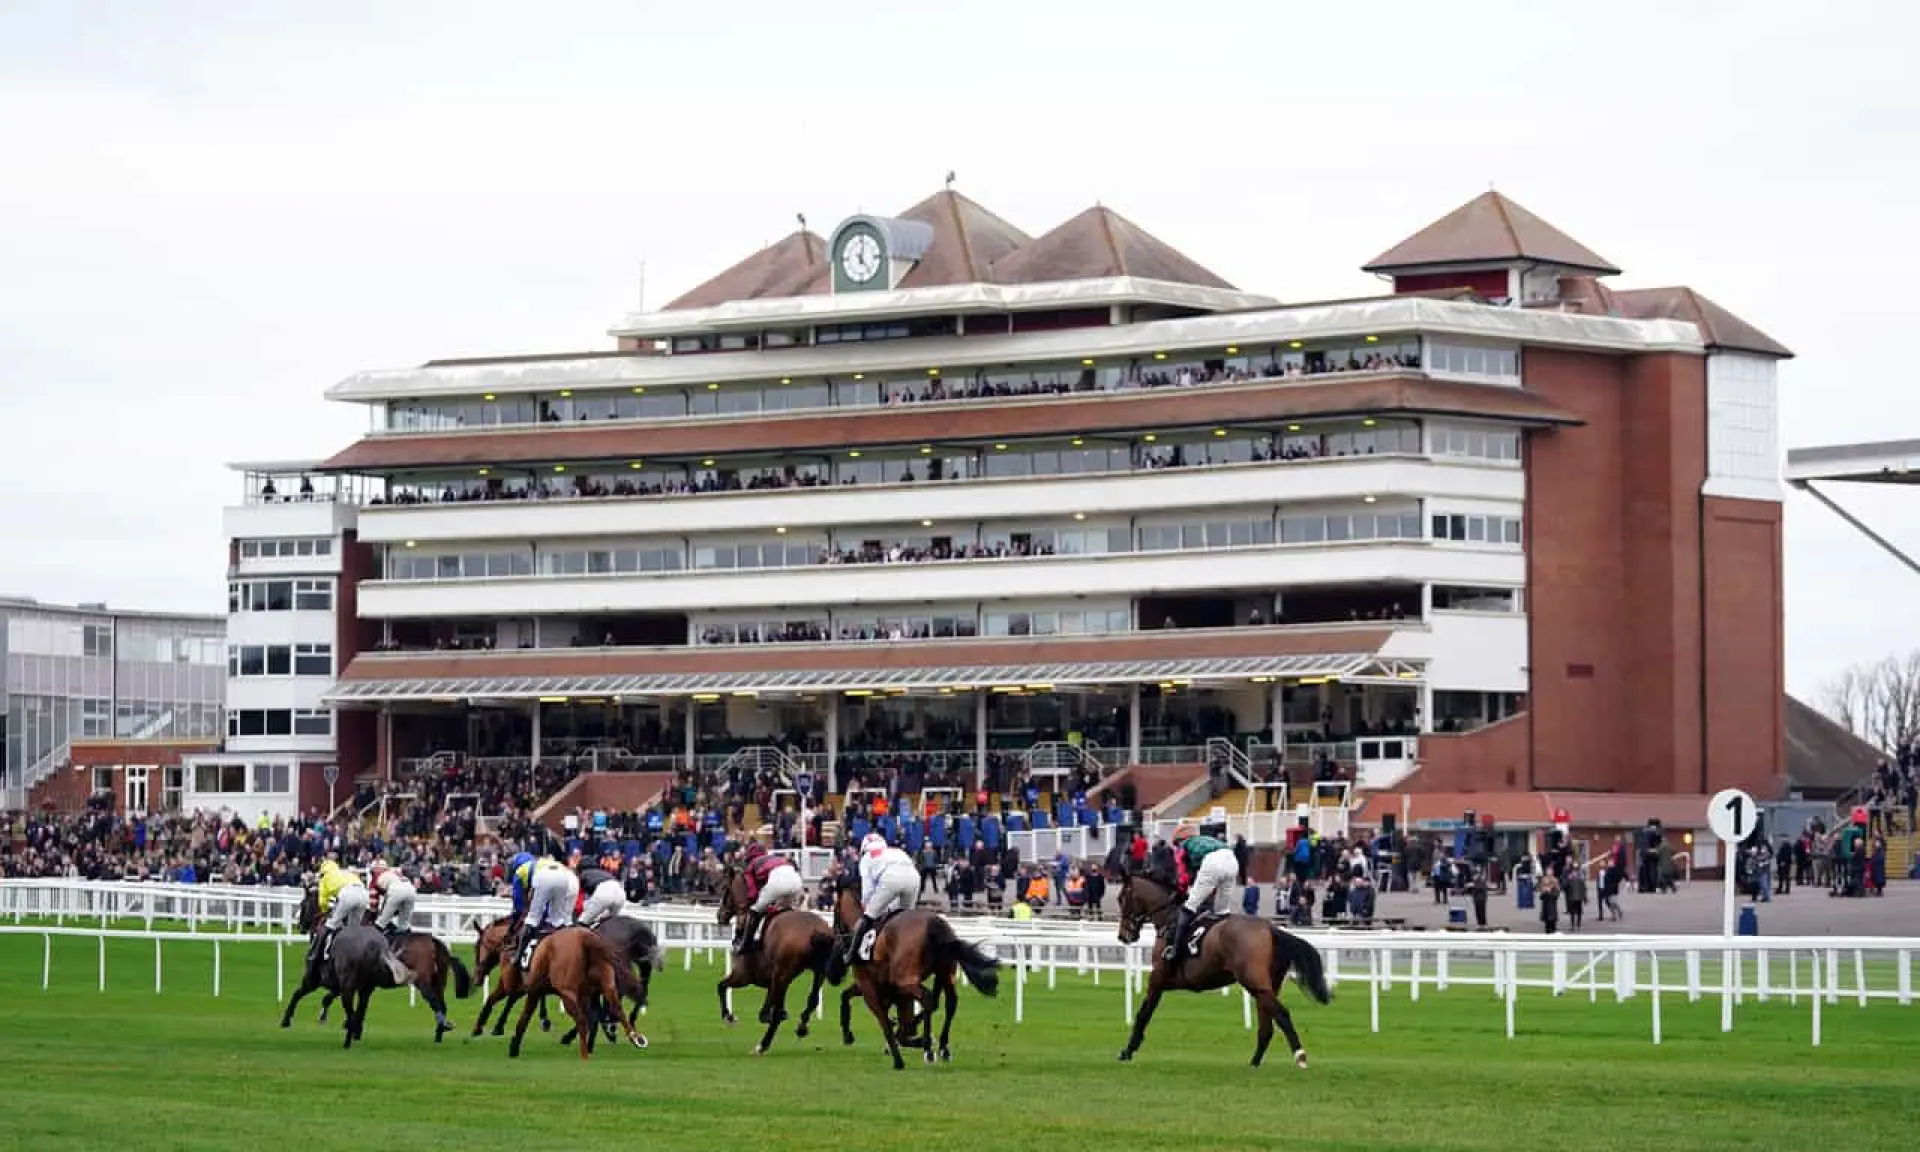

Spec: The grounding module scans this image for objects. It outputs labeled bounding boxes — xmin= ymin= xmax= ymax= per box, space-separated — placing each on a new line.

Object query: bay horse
xmin=470 ymin=915 xmax=661 ymax=1044
xmin=829 ymin=874 xmax=1000 ymax=1070
xmin=315 ymin=930 xmax=473 ymax=1042
xmin=1112 ymin=866 xmax=1330 ymax=1068
xmin=280 ymin=887 xmax=418 ymax=1049
xmin=507 ymin=926 xmax=648 ymax=1060
xmin=716 ymin=864 xmax=836 ymax=1054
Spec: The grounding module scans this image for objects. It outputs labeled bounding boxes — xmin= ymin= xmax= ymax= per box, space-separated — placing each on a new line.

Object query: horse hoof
xmin=940 ymin=1047 xmax=952 ymax=1062
xmin=1294 ymin=1051 xmax=1309 ymax=1070
xmin=723 ymin=1015 xmax=737 ymax=1027
xmin=796 ymin=1024 xmax=811 ymax=1039
xmin=750 ymin=1045 xmax=764 ymax=1056
xmin=539 ymin=1019 xmax=552 ymax=1033
xmin=631 ymin=1034 xmax=648 ymax=1050
xmin=922 ymin=1048 xmax=935 ymax=1065
xmin=1117 ymin=1049 xmax=1134 ymax=1063
xmin=842 ymin=1034 xmax=856 ymax=1047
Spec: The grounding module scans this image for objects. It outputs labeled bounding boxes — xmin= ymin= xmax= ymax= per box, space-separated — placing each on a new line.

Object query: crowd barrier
xmin=1 ymin=879 xmax=1914 ymax=1046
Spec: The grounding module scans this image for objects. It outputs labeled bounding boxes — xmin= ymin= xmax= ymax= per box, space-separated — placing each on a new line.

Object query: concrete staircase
xmin=1888 ymin=830 xmax=1918 ymax=882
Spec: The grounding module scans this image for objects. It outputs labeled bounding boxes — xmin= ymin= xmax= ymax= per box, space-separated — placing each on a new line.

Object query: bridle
xmin=1117 ymin=871 xmax=1179 ymax=943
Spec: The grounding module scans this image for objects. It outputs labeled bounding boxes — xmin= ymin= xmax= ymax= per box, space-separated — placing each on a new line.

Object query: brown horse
xmin=315 ymin=930 xmax=473 ymax=1042
xmin=1113 ymin=867 xmax=1330 ymax=1068
xmin=716 ymin=866 xmax=836 ymax=1054
xmin=829 ymin=874 xmax=1000 ymax=1070
xmin=470 ymin=914 xmax=662 ymax=1043
xmin=505 ymin=926 xmax=648 ymax=1060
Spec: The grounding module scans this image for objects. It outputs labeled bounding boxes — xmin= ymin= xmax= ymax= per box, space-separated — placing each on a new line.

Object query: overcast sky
xmin=1 ymin=1 xmax=1913 ymax=699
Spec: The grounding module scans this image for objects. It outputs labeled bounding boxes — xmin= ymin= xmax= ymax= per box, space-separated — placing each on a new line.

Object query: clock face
xmin=841 ymin=232 xmax=883 ymax=284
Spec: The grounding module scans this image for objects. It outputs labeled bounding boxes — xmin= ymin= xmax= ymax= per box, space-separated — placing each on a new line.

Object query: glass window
xmin=264 ymin=646 xmax=291 ymax=675
xmin=294 ymin=644 xmax=331 ymax=676
xmin=293 ymin=710 xmax=332 ymax=737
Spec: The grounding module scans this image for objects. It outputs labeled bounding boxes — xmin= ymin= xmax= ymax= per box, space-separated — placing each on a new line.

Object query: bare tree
xmin=1818 ymin=651 xmax=1920 ymax=754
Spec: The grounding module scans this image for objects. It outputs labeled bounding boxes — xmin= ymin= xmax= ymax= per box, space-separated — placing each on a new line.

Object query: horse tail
xmin=927 ymin=917 xmax=1000 ymax=998
xmin=444 ymin=944 xmax=474 ymax=999
xmin=1270 ymin=925 xmax=1331 ymax=1005
xmin=640 ymin=928 xmax=666 ymax=974
xmin=806 ymin=928 xmax=836 ymax=975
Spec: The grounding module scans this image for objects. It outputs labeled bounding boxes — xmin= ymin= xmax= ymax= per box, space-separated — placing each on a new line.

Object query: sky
xmin=0 ymin=0 xmax=1915 ymax=700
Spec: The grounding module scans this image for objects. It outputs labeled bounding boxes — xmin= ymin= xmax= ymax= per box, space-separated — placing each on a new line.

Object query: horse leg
xmin=593 ymin=963 xmax=647 ymax=1051
xmin=471 ymin=984 xmax=510 ymax=1038
xmin=752 ymin=971 xmax=791 ymax=1055
xmin=717 ymin=960 xmax=747 ymax=1026
xmin=279 ymin=974 xmax=318 ymax=1029
xmin=1118 ymin=978 xmax=1168 ymax=1062
xmin=489 ymin=989 xmax=521 ymax=1037
xmin=507 ymin=984 xmax=544 ymax=1059
xmin=795 ymin=964 xmax=824 ymax=1039
xmin=839 ymin=983 xmax=861 ymax=1046
xmin=1271 ymin=992 xmax=1308 ymax=1069
xmin=418 ymin=973 xmax=453 ymax=1043
xmin=936 ymin=973 xmax=959 ymax=1062
xmin=859 ymin=976 xmax=906 ymax=1071
xmin=317 ymin=989 xmax=336 ymax=1024
xmin=1242 ymin=980 xmax=1277 ymax=1068
xmin=906 ymin=984 xmax=938 ymax=1064
xmin=554 ymin=989 xmax=592 ymax=1062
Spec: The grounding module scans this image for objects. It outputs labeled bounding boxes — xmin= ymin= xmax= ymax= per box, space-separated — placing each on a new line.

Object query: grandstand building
xmin=297 ymin=188 xmax=1791 ymax=830
xmin=173 ymin=463 xmax=377 ymax=823
xmin=3 ymin=595 xmax=224 ymax=813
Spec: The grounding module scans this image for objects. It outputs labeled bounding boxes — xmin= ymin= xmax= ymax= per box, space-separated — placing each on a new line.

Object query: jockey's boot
xmin=735 ymin=911 xmax=762 ymax=955
xmin=1162 ymin=906 xmax=1196 ymax=964
xmin=514 ymin=924 xmax=539 ymax=970
xmin=847 ymin=915 xmax=875 ymax=966
xmin=303 ymin=930 xmax=325 ymax=983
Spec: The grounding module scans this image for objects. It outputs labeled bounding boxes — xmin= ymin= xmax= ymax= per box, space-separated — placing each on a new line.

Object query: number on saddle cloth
xmin=856 ymin=927 xmax=878 ymax=963
xmin=1186 ymin=919 xmax=1214 ymax=957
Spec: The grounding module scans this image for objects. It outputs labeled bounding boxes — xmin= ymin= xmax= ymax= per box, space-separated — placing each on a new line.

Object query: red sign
xmin=1551 ymin=807 xmax=1571 ymax=826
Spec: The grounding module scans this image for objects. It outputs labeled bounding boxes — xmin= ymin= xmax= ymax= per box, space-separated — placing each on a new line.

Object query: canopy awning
xmin=323 ymin=652 xmax=1424 ymax=705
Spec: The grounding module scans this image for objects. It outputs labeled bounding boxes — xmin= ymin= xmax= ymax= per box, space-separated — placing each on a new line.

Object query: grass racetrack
xmin=0 ymin=925 xmax=1912 ymax=1152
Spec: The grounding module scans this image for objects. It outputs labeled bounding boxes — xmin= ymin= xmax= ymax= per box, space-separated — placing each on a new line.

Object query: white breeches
xmin=863 ymin=867 xmax=920 ymax=919
xmin=751 ymin=867 xmax=804 ymax=914
xmin=325 ymin=884 xmax=369 ymax=930
xmin=1185 ymin=851 xmax=1238 ymax=913
xmin=373 ymin=881 xmax=417 ymax=932
xmin=580 ymin=879 xmax=627 ymax=927
xmin=527 ymin=868 xmax=579 ymax=929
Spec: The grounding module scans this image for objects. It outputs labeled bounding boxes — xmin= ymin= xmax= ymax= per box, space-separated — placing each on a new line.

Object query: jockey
xmin=845 ymin=832 xmax=919 ymax=969
xmin=367 ymin=859 xmax=416 ymax=939
xmin=507 ymin=850 xmax=538 ymax=921
xmin=734 ymin=841 xmax=804 ymax=955
xmin=309 ymin=858 xmax=368 ymax=981
xmin=1164 ymin=823 xmax=1235 ymax=962
xmin=577 ymin=848 xmax=627 ymax=930
xmin=513 ymin=854 xmax=579 ymax=968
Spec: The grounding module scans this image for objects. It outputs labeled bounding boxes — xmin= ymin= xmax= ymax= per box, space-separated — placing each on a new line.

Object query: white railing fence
xmin=0 ymin=879 xmax=1913 ymax=1046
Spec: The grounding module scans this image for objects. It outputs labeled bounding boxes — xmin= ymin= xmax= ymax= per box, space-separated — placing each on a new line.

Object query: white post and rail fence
xmin=0 ymin=878 xmax=1910 ymax=1047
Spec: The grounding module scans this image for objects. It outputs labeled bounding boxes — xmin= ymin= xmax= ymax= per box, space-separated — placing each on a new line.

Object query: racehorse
xmin=1112 ymin=865 xmax=1330 ymax=1068
xmin=280 ymin=887 xmax=418 ymax=1049
xmin=314 ymin=929 xmax=474 ymax=1042
xmin=506 ymin=926 xmax=648 ymax=1060
xmin=828 ymin=874 xmax=1000 ymax=1070
xmin=716 ymin=864 xmax=837 ymax=1054
xmin=470 ymin=915 xmax=661 ymax=1044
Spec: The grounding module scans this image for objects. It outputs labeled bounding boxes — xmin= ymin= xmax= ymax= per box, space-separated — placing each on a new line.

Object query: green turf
xmin=0 ymin=928 xmax=1912 ymax=1152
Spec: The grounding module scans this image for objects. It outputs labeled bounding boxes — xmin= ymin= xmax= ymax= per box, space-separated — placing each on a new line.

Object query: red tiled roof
xmin=1611 ymin=286 xmax=1793 ymax=359
xmin=1364 ymin=191 xmax=1619 ymax=275
xmin=893 ymin=190 xmax=1031 ymax=288
xmin=661 ymin=230 xmax=829 ymax=311
xmin=991 ymin=206 xmax=1234 ymax=291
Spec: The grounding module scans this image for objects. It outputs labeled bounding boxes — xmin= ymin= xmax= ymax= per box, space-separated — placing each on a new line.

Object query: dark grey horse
xmin=281 ymin=888 xmax=417 ymax=1049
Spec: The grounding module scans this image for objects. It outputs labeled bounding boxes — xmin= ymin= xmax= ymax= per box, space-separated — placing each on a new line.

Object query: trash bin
xmin=1446 ymin=906 xmax=1468 ymax=926
xmin=1516 ymin=876 xmax=1535 ymax=910
xmin=1737 ymin=906 xmax=1758 ymax=936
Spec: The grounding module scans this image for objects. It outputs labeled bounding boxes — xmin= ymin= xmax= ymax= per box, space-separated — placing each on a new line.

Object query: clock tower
xmin=829 ymin=215 xmax=935 ymax=293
